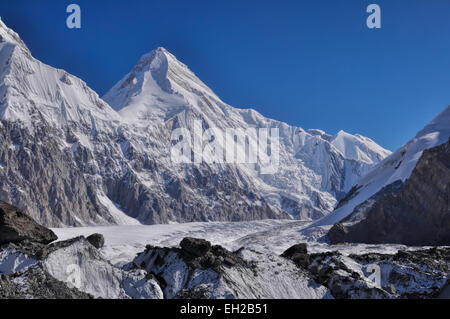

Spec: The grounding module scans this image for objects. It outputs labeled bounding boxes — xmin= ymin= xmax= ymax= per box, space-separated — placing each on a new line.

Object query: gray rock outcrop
xmin=86 ymin=233 xmax=105 ymax=249
xmin=0 ymin=200 xmax=57 ymax=245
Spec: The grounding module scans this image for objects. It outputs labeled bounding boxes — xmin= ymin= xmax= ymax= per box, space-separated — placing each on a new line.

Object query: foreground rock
xmin=0 ymin=202 xmax=163 ymax=299
xmin=281 ymin=243 xmax=450 ymax=299
xmin=86 ymin=233 xmax=105 ymax=249
xmin=125 ymin=237 xmax=329 ymax=299
xmin=0 ymin=200 xmax=57 ymax=245
xmin=40 ymin=236 xmax=163 ymax=299
xmin=281 ymin=243 xmax=310 ymax=268
xmin=0 ymin=264 xmax=92 ymax=299
xmin=328 ymin=138 xmax=450 ymax=246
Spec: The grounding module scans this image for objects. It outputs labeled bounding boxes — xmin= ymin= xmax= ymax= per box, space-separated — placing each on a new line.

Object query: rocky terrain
xmin=1 ymin=200 xmax=449 ymax=299
xmin=0 ymin=200 xmax=163 ymax=299
xmin=328 ymin=138 xmax=450 ymax=246
xmin=0 ymin=200 xmax=57 ymax=245
xmin=313 ymin=103 xmax=450 ymax=230
xmin=122 ymin=236 xmax=450 ymax=299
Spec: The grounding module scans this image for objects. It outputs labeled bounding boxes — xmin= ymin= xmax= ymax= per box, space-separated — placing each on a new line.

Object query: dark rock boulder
xmin=328 ymin=138 xmax=450 ymax=246
xmin=328 ymin=223 xmax=349 ymax=244
xmin=86 ymin=233 xmax=105 ymax=249
xmin=281 ymin=243 xmax=310 ymax=268
xmin=0 ymin=200 xmax=57 ymax=245
xmin=282 ymin=243 xmax=308 ymax=256
xmin=180 ymin=237 xmax=211 ymax=257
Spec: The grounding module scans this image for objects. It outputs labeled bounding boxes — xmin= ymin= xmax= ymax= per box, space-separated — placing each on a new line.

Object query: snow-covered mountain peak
xmin=329 ymin=130 xmax=391 ymax=164
xmin=415 ymin=105 xmax=450 ymax=140
xmin=0 ymin=18 xmax=30 ymax=54
xmin=312 ymin=104 xmax=450 ymax=228
xmin=0 ymin=19 xmax=122 ymax=138
xmin=0 ymin=22 xmax=391 ymax=226
xmin=103 ymin=47 xmax=221 ymax=122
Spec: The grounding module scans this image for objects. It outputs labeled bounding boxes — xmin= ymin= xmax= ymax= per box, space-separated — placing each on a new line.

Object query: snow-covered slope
xmin=103 ymin=47 xmax=391 ymax=221
xmin=0 ymin=20 xmax=390 ymax=226
xmin=313 ymin=105 xmax=450 ymax=227
xmin=0 ymin=19 xmax=137 ymax=226
xmin=52 ymin=221 xmax=450 ymax=299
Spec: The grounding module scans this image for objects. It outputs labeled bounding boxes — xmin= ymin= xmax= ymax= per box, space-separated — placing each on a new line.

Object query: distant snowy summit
xmin=313 ymin=105 xmax=450 ymax=229
xmin=302 ymin=102 xmax=450 ymax=245
xmin=0 ymin=20 xmax=390 ymax=227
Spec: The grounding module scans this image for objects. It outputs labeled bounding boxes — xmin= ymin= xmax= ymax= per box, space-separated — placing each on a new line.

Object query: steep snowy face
xmin=0 ymin=19 xmax=29 ymax=51
xmin=314 ymin=105 xmax=450 ymax=227
xmin=330 ymin=130 xmax=390 ymax=164
xmin=0 ymin=28 xmax=119 ymax=131
xmin=0 ymin=22 xmax=282 ymax=226
xmin=0 ymin=20 xmax=133 ymax=226
xmin=104 ymin=47 xmax=391 ymax=220
xmin=104 ymin=47 xmax=218 ymax=123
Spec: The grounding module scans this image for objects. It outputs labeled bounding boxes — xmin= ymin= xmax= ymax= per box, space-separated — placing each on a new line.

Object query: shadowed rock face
xmin=0 ymin=200 xmax=57 ymax=245
xmin=86 ymin=233 xmax=105 ymax=249
xmin=328 ymin=138 xmax=450 ymax=246
xmin=281 ymin=243 xmax=310 ymax=268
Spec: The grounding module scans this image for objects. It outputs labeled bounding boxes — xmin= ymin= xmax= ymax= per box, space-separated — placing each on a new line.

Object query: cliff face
xmin=329 ymin=138 xmax=450 ymax=246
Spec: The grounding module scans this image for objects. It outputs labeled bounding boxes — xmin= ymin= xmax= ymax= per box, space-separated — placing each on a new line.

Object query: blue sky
xmin=1 ymin=0 xmax=450 ymax=150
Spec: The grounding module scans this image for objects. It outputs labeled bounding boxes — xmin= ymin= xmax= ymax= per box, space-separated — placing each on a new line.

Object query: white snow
xmin=0 ymin=20 xmax=391 ymax=226
xmin=96 ymin=192 xmax=141 ymax=226
xmin=311 ymin=105 xmax=450 ymax=227
xmin=102 ymin=46 xmax=391 ymax=220
xmin=42 ymin=238 xmax=163 ymax=299
xmin=52 ymin=219 xmax=422 ymax=269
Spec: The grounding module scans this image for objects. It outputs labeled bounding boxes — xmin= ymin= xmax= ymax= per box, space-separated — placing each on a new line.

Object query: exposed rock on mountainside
xmin=0 ymin=263 xmax=92 ymax=299
xmin=0 ymin=203 xmax=163 ymax=299
xmin=281 ymin=243 xmax=450 ymax=299
xmin=281 ymin=243 xmax=310 ymax=268
xmin=0 ymin=200 xmax=57 ymax=245
xmin=328 ymin=138 xmax=450 ymax=245
xmin=0 ymin=19 xmax=389 ymax=226
xmin=124 ymin=238 xmax=449 ymax=299
xmin=86 ymin=233 xmax=105 ymax=249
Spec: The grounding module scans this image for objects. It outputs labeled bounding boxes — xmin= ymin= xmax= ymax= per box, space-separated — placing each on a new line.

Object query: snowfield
xmin=52 ymin=220 xmax=424 ymax=267
xmin=48 ymin=220 xmax=449 ymax=299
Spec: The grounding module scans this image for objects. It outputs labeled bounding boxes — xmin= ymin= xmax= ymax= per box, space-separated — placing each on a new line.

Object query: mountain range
xmin=1 ymin=17 xmax=450 ymax=300
xmin=0 ymin=19 xmax=390 ymax=227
